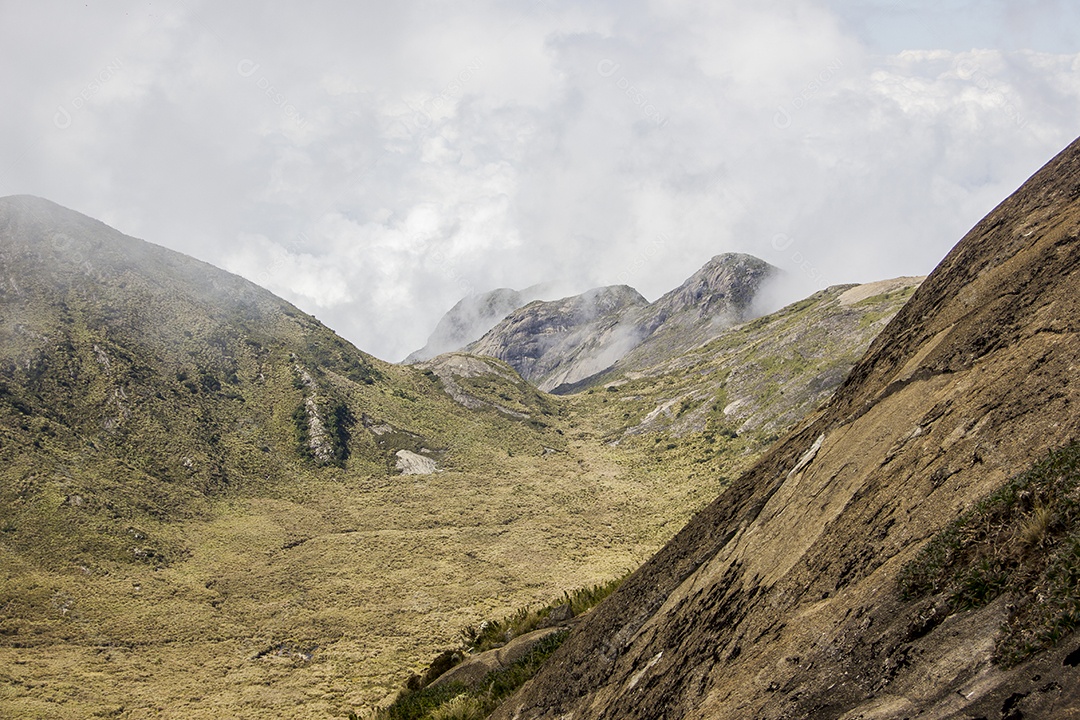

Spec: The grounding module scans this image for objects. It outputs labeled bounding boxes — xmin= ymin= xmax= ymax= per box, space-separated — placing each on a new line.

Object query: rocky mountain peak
xmin=458 ymin=256 xmax=778 ymax=392
xmin=548 ymin=284 xmax=649 ymax=323
xmin=465 ymin=285 xmax=648 ymax=389
xmin=607 ymin=253 xmax=779 ymax=374
xmin=650 ymin=252 xmax=776 ymax=325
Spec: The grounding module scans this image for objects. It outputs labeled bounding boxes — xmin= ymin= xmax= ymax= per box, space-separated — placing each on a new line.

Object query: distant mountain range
xmin=411 ymin=253 xmax=779 ymax=392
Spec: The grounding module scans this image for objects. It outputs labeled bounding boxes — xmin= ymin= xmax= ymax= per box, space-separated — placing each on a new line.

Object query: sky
xmin=2 ymin=1 xmax=1079 ymax=362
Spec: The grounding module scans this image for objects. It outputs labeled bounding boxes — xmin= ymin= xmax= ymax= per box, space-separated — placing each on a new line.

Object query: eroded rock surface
xmin=394 ymin=449 xmax=438 ymax=475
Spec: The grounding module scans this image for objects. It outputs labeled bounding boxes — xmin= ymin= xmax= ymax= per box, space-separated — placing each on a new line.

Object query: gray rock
xmin=467 ymin=254 xmax=779 ymax=392
xmin=395 ymin=449 xmax=438 ymax=475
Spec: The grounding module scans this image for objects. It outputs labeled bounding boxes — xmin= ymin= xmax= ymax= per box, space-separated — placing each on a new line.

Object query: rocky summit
xmin=465 ymin=253 xmax=778 ymax=392
xmin=489 ymin=137 xmax=1080 ymax=719
xmin=466 ymin=284 xmax=649 ymax=392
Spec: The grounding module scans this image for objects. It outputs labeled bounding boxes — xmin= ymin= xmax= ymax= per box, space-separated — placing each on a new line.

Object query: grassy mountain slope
xmin=566 ymin=276 xmax=922 ymax=441
xmin=490 ymin=137 xmax=1080 ymax=720
xmin=363 ymin=278 xmax=921 ymax=720
xmin=0 ymin=195 xmax=570 ymax=570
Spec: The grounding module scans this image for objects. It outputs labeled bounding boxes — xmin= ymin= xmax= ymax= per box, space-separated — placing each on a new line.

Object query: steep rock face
xmin=491 ymin=138 xmax=1080 ymax=719
xmin=650 ymin=252 xmax=769 ymax=322
xmin=467 ymin=285 xmax=649 ymax=391
xmin=468 ymin=254 xmax=778 ymax=392
xmin=404 ymin=288 xmax=528 ymax=363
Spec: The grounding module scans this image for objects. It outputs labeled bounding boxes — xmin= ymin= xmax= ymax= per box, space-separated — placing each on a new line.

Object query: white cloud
xmin=223 ymin=233 xmax=353 ymax=308
xmin=2 ymin=1 xmax=1079 ymax=361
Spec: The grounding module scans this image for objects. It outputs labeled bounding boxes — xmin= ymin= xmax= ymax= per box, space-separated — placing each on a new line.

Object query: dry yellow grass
xmin=0 ymin=433 xmax=722 ymax=718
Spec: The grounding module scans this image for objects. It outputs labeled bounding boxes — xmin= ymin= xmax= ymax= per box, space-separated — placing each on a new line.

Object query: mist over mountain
xmin=467 ymin=284 xmax=649 ymax=392
xmin=606 ymin=252 xmax=781 ymax=378
xmin=7 ymin=127 xmax=1080 ymax=720
xmin=0 ymin=194 xmax=392 ymax=559
xmin=8 ymin=5 xmax=1080 ymax=366
xmin=405 ymin=288 xmax=527 ymax=363
xmin=0 ymin=195 xmax=606 ymax=716
xmin=402 ymin=284 xmax=567 ymax=364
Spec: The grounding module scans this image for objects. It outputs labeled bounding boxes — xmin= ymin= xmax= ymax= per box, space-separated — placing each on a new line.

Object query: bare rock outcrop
xmin=427 ymin=627 xmax=570 ymax=690
xmin=468 ymin=254 xmax=778 ymax=392
xmin=467 ymin=285 xmax=649 ymax=392
xmin=404 ymin=288 xmax=531 ymax=363
xmin=394 ymin=449 xmax=438 ymax=475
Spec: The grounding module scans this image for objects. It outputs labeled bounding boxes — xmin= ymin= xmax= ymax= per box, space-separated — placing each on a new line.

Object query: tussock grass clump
xmin=899 ymin=441 xmax=1080 ymax=666
xmin=428 ymin=693 xmax=487 ymax=720
xmin=460 ymin=573 xmax=628 ymax=654
xmin=359 ymin=631 xmax=569 ymax=720
xmin=359 ymin=681 xmax=471 ymax=720
xmin=365 ymin=574 xmax=628 ymax=720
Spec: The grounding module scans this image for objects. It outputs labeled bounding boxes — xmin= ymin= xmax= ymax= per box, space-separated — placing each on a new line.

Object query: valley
xmin=0 ymin=195 xmax=919 ymax=718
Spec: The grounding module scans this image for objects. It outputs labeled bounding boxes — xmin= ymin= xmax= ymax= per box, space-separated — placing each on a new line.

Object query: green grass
xmin=365 ymin=576 xmax=626 ymax=720
xmin=361 ymin=631 xmax=569 ymax=720
xmin=857 ymin=308 xmax=895 ymax=328
xmin=459 ymin=573 xmax=628 ymax=654
xmin=0 ymin=263 xmax=649 ymax=718
xmin=853 ymin=285 xmax=918 ymax=308
xmin=899 ymin=441 xmax=1080 ymax=666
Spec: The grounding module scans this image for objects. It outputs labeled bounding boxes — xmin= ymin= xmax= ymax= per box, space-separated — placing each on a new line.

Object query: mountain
xmin=0 ymin=196 xmax=900 ymax=719
xmin=467 ymin=284 xmax=649 ymax=392
xmin=0 ymin=195 xmax=966 ymax=719
xmin=567 ymin=276 xmax=923 ymax=444
xmin=404 ymin=288 xmax=530 ymax=363
xmin=0 ymin=193 xmax=426 ymax=511
xmin=489 ymin=138 xmax=1080 ymax=719
xmin=467 ymin=254 xmax=778 ymax=392
xmin=612 ymin=252 xmax=780 ymax=374
xmin=364 ymin=276 xmax=924 ymax=719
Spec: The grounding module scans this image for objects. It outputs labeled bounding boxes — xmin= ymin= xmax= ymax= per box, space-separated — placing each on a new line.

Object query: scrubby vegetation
xmin=899 ymin=441 xmax=1080 ymax=666
xmin=359 ymin=632 xmax=567 ymax=720
xmin=365 ymin=575 xmax=627 ymax=720
xmin=459 ymin=574 xmax=627 ymax=654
